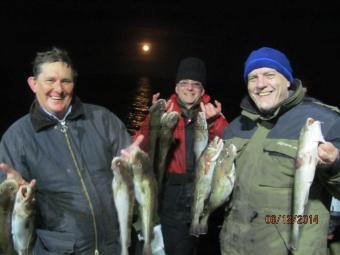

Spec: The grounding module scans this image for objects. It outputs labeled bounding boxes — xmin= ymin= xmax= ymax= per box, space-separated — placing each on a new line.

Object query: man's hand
xmin=318 ymin=142 xmax=340 ymax=168
xmin=200 ymin=100 xmax=222 ymax=121
xmin=152 ymin=92 xmax=174 ymax=112
xmin=0 ymin=163 xmax=27 ymax=186
xmin=121 ymin=135 xmax=144 ymax=160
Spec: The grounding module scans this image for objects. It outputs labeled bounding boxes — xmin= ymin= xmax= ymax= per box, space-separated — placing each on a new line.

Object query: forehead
xmin=248 ymin=67 xmax=277 ymax=76
xmin=38 ymin=62 xmax=72 ymax=76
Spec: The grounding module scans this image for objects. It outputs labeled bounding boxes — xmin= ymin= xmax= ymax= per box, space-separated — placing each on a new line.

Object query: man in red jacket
xmin=135 ymin=57 xmax=228 ymax=255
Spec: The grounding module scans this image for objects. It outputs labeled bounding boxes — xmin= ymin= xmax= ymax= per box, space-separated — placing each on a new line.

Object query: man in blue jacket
xmin=0 ymin=47 xmax=133 ymax=254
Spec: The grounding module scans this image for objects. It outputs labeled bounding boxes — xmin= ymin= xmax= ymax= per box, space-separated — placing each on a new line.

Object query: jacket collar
xmin=240 ymin=79 xmax=305 ymax=121
xmin=30 ymin=97 xmax=85 ymax=132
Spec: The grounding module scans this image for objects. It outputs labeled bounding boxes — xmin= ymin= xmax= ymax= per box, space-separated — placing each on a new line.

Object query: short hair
xmin=32 ymin=47 xmax=78 ymax=81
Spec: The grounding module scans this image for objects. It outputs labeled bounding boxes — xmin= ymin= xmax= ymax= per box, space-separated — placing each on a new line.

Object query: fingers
xmin=152 ymin=93 xmax=160 ymax=105
xmin=200 ymin=102 xmax=206 ymax=113
xmin=0 ymin=163 xmax=28 ymax=186
xmin=0 ymin=162 xmax=11 ymax=173
xmin=318 ymin=142 xmax=339 ymax=165
xmin=120 ymin=135 xmax=144 ymax=160
xmin=214 ymin=100 xmax=222 ymax=113
xmin=120 ymin=149 xmax=129 ymax=159
xmin=29 ymin=179 xmax=37 ymax=189
xmin=133 ymin=134 xmax=144 ymax=148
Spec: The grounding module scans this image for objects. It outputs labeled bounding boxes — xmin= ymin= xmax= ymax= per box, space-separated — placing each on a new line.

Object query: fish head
xmin=130 ymin=148 xmax=152 ymax=176
xmin=161 ymin=111 xmax=179 ymax=129
xmin=17 ymin=184 xmax=34 ymax=203
xmin=205 ymin=136 xmax=224 ymax=162
xmin=111 ymin=157 xmax=131 ymax=178
xmin=304 ymin=117 xmax=326 ymax=144
xmin=15 ymin=183 xmax=36 ymax=214
xmin=149 ymin=99 xmax=166 ymax=113
xmin=195 ymin=112 xmax=207 ymax=128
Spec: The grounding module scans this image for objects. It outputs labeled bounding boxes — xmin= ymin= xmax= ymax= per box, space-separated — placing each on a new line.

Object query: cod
xmin=157 ymin=111 xmax=179 ymax=190
xmin=129 ymin=146 xmax=158 ymax=255
xmin=290 ymin=117 xmax=325 ymax=251
xmin=11 ymin=181 xmax=36 ymax=255
xmin=193 ymin=112 xmax=208 ymax=162
xmin=0 ymin=179 xmax=19 ymax=255
xmin=190 ymin=136 xmax=224 ymax=237
xmin=199 ymin=142 xmax=237 ymax=234
xmin=112 ymin=157 xmax=135 ymax=255
xmin=148 ymin=99 xmax=167 ymax=166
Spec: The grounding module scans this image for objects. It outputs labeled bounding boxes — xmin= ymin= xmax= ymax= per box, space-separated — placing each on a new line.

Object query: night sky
xmin=2 ymin=1 xmax=340 ymax=136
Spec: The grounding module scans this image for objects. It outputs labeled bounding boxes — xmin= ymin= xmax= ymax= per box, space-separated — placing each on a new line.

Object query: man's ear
xmin=200 ymin=88 xmax=205 ymax=96
xmin=175 ymin=84 xmax=180 ymax=94
xmin=27 ymin=76 xmax=37 ymax=93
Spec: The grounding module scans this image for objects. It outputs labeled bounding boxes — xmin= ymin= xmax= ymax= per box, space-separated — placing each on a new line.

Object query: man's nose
xmin=53 ymin=81 xmax=63 ymax=92
xmin=186 ymin=83 xmax=194 ymax=90
xmin=256 ymin=76 xmax=266 ymax=88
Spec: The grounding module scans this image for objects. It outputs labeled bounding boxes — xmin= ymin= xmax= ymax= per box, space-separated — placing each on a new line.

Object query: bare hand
xmin=318 ymin=142 xmax=339 ymax=168
xmin=152 ymin=93 xmax=160 ymax=105
xmin=200 ymin=100 xmax=222 ymax=121
xmin=0 ymin=163 xmax=27 ymax=186
xmin=121 ymin=135 xmax=144 ymax=160
xmin=152 ymin=92 xmax=174 ymax=112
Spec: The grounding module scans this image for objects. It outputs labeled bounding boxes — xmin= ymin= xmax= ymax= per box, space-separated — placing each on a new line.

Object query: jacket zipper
xmin=60 ymin=122 xmax=99 ymax=255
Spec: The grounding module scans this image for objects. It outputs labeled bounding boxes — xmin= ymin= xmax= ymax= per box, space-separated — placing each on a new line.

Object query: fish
xmin=193 ymin=112 xmax=209 ymax=161
xmin=156 ymin=111 xmax=179 ymax=190
xmin=111 ymin=156 xmax=135 ymax=255
xmin=129 ymin=146 xmax=158 ymax=255
xmin=0 ymin=179 xmax=19 ymax=255
xmin=11 ymin=181 xmax=36 ymax=255
xmin=148 ymin=99 xmax=167 ymax=167
xmin=290 ymin=117 xmax=325 ymax=251
xmin=199 ymin=142 xmax=237 ymax=235
xmin=190 ymin=136 xmax=224 ymax=237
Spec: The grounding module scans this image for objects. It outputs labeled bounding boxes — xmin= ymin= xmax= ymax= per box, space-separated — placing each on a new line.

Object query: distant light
xmin=142 ymin=44 xmax=150 ymax=52
xmin=140 ymin=42 xmax=151 ymax=54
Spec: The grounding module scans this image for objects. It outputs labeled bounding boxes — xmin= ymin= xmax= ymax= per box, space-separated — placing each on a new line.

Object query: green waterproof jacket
xmin=220 ymin=81 xmax=340 ymax=255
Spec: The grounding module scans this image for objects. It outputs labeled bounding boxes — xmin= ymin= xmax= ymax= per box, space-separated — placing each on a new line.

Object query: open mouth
xmin=258 ymin=91 xmax=271 ymax=96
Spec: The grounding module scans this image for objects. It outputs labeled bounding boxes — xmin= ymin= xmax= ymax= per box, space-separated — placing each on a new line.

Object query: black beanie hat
xmin=175 ymin=57 xmax=206 ymax=85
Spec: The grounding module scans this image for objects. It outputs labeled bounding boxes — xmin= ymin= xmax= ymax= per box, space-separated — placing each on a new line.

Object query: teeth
xmin=51 ymin=96 xmax=63 ymax=100
xmin=259 ymin=92 xmax=271 ymax=96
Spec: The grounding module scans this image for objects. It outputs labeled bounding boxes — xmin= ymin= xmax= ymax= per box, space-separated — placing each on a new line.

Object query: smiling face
xmin=175 ymin=79 xmax=205 ymax=109
xmin=27 ymin=61 xmax=74 ymax=119
xmin=247 ymin=67 xmax=290 ymax=113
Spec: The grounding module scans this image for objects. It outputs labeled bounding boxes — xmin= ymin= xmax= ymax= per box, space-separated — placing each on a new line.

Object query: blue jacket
xmin=0 ymin=98 xmax=131 ymax=254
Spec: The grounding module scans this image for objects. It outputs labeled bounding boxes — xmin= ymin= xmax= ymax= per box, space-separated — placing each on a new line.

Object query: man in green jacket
xmin=221 ymin=47 xmax=340 ymax=255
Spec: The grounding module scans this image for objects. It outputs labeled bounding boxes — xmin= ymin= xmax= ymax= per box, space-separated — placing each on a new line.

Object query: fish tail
xmin=290 ymin=223 xmax=300 ymax=251
xmin=142 ymin=242 xmax=152 ymax=255
xmin=189 ymin=219 xmax=201 ymax=237
xmin=199 ymin=215 xmax=209 ymax=235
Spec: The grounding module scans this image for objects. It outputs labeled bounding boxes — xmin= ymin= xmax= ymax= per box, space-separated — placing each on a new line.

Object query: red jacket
xmin=134 ymin=93 xmax=228 ymax=174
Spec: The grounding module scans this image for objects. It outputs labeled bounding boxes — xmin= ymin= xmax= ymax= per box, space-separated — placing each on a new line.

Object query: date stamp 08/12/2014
xmin=265 ymin=214 xmax=319 ymax=224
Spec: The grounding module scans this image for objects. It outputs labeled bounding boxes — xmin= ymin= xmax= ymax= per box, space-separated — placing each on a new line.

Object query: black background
xmin=1 ymin=0 xmax=340 ymax=135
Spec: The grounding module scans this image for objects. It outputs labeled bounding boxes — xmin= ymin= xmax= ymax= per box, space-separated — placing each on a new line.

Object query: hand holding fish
xmin=200 ymin=100 xmax=222 ymax=122
xmin=0 ymin=163 xmax=27 ymax=186
xmin=152 ymin=93 xmax=174 ymax=112
xmin=318 ymin=142 xmax=340 ymax=168
xmin=121 ymin=135 xmax=144 ymax=160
